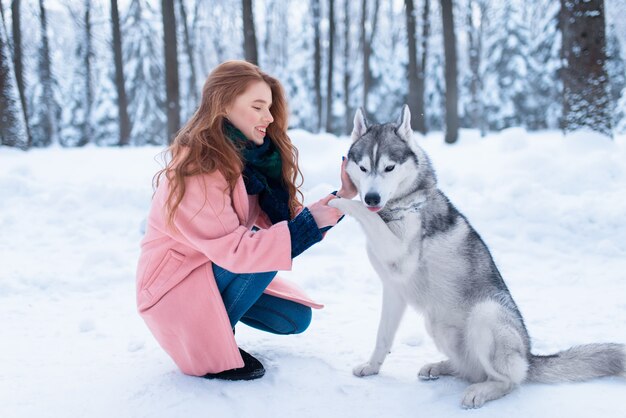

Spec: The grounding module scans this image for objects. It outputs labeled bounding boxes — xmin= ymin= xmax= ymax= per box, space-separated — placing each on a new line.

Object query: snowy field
xmin=1 ymin=129 xmax=626 ymax=417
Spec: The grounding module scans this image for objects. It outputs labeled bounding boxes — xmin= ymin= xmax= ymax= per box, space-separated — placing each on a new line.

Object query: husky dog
xmin=329 ymin=106 xmax=626 ymax=408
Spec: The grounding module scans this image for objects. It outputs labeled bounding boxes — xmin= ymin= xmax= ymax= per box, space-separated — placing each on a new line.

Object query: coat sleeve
xmin=170 ymin=173 xmax=293 ymax=273
xmin=253 ymin=202 xmax=303 ymax=230
xmin=250 ymin=198 xmax=323 ymax=258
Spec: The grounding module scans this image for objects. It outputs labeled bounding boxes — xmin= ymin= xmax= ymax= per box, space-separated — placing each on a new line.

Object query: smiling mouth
xmin=255 ymin=127 xmax=267 ymax=135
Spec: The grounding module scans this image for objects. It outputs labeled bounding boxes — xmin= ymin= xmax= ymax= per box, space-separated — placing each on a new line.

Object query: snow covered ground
xmin=1 ymin=129 xmax=626 ymax=417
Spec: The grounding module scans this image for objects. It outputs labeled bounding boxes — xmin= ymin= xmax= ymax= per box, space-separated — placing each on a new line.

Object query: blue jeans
xmin=212 ymin=264 xmax=312 ymax=335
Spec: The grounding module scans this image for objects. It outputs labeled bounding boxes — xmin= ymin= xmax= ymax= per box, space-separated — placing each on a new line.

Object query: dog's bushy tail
xmin=527 ymin=343 xmax=626 ymax=383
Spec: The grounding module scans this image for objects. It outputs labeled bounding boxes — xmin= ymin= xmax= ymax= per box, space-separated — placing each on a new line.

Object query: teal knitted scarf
xmin=223 ymin=119 xmax=291 ymax=223
xmin=223 ymin=119 xmax=282 ymax=182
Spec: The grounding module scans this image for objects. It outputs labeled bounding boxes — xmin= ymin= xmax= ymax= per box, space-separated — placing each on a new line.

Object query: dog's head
xmin=345 ymin=105 xmax=435 ymax=211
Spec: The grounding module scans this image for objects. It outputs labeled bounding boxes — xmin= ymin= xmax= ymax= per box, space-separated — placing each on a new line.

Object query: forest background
xmin=1 ymin=0 xmax=625 ymax=149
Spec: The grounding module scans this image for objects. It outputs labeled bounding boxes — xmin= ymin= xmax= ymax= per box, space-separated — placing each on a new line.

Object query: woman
xmin=136 ymin=60 xmax=356 ymax=381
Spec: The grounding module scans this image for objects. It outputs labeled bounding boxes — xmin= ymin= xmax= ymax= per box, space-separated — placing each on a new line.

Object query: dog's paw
xmin=328 ymin=197 xmax=352 ymax=213
xmin=461 ymin=385 xmax=488 ymax=409
xmin=418 ymin=364 xmax=440 ymax=381
xmin=418 ymin=361 xmax=451 ymax=381
xmin=352 ymin=362 xmax=380 ymax=377
xmin=329 ymin=198 xmax=368 ymax=219
xmin=461 ymin=381 xmax=513 ymax=409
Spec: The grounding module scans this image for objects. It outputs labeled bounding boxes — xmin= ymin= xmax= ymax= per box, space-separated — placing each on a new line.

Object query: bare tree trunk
xmin=405 ymin=0 xmax=425 ymax=133
xmin=441 ymin=0 xmax=459 ymax=143
xmin=110 ymin=0 xmax=130 ymax=146
xmin=417 ymin=0 xmax=429 ymax=134
xmin=178 ymin=0 xmax=198 ymax=112
xmin=79 ymin=0 xmax=93 ymax=146
xmin=162 ymin=0 xmax=181 ymax=144
xmin=343 ymin=0 xmax=351 ymax=134
xmin=312 ymin=0 xmax=322 ymax=132
xmin=36 ymin=0 xmax=58 ymax=146
xmin=560 ymin=0 xmax=612 ymax=137
xmin=242 ymin=0 xmax=258 ymax=65
xmin=361 ymin=0 xmax=379 ymax=113
xmin=467 ymin=0 xmax=478 ymax=130
xmin=361 ymin=0 xmax=370 ymax=112
xmin=360 ymin=0 xmax=367 ymax=111
xmin=466 ymin=0 xmax=486 ymax=136
xmin=325 ymin=0 xmax=335 ymax=133
xmin=10 ymin=0 xmax=30 ymax=147
xmin=1 ymin=2 xmax=28 ymax=148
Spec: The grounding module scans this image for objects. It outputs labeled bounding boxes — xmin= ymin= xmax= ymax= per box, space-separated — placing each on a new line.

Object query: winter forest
xmin=3 ymin=2 xmax=626 ymax=416
xmin=1 ymin=0 xmax=625 ymax=149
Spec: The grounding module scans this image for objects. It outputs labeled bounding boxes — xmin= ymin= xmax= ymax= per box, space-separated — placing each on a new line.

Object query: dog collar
xmin=385 ymin=200 xmax=425 ymax=214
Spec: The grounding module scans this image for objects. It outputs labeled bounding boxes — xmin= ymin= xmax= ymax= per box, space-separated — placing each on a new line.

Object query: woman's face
xmin=226 ymin=81 xmax=274 ymax=145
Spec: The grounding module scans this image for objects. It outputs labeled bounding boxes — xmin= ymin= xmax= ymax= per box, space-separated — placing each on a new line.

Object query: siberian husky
xmin=329 ymin=106 xmax=625 ymax=408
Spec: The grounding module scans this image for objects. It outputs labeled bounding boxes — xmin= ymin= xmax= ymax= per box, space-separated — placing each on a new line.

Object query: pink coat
xmin=136 ymin=170 xmax=323 ymax=376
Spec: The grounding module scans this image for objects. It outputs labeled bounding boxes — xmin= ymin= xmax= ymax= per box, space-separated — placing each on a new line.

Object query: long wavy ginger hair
xmin=155 ymin=60 xmax=303 ymax=227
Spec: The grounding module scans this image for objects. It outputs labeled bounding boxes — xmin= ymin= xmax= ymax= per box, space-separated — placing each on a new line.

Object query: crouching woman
xmin=136 ymin=60 xmax=356 ymax=381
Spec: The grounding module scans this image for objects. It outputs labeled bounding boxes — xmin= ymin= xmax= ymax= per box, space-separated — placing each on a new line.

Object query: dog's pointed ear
xmin=351 ymin=108 xmax=368 ymax=142
xmin=397 ymin=105 xmax=412 ymax=141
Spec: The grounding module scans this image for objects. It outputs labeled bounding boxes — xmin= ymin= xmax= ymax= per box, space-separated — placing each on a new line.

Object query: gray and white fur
xmin=329 ymin=106 xmax=626 ymax=408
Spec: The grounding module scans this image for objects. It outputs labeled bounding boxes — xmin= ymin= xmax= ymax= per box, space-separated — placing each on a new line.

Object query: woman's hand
xmin=336 ymin=157 xmax=358 ymax=199
xmin=308 ymin=194 xmax=344 ymax=229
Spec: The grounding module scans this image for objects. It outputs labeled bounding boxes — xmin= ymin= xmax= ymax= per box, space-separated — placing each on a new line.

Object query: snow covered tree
xmin=177 ymin=0 xmax=199 ymax=121
xmin=0 ymin=7 xmax=28 ymax=148
xmin=60 ymin=0 xmax=94 ymax=147
xmin=124 ymin=0 xmax=166 ymax=145
xmin=560 ymin=0 xmax=612 ymax=137
xmin=285 ymin=11 xmax=316 ymax=131
xmin=367 ymin=0 xmax=406 ymax=126
xmin=526 ymin=0 xmax=562 ymax=130
xmin=92 ymin=65 xmax=120 ymax=146
xmin=462 ymin=0 xmax=487 ymax=134
xmin=615 ymin=89 xmax=626 ymax=134
xmin=606 ymin=24 xmax=626 ymax=133
xmin=361 ymin=0 xmax=380 ymax=114
xmin=30 ymin=0 xmax=61 ymax=147
xmin=422 ymin=1 xmax=445 ymax=132
xmin=192 ymin=0 xmax=240 ymax=77
xmin=261 ymin=0 xmax=289 ymax=74
xmin=481 ymin=2 xmax=530 ymax=131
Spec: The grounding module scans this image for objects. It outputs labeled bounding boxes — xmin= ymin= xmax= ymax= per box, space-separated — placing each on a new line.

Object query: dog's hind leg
xmin=418 ymin=360 xmax=455 ymax=380
xmin=461 ymin=300 xmax=529 ymax=409
xmin=353 ymin=284 xmax=406 ymax=377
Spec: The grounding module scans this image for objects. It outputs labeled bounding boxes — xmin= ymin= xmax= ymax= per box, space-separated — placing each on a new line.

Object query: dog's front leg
xmin=329 ymin=199 xmax=402 ymax=263
xmin=353 ymin=284 xmax=406 ymax=377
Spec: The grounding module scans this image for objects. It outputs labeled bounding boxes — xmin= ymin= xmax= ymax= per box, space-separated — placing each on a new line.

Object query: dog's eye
xmin=359 ymin=166 xmax=368 ymax=173
xmin=385 ymin=165 xmax=395 ymax=172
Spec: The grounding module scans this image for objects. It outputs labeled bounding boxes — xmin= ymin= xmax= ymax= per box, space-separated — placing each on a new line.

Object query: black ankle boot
xmin=203 ymin=348 xmax=265 ymax=381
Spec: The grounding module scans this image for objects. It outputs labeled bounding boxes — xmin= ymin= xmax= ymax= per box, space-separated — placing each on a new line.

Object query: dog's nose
xmin=364 ymin=192 xmax=381 ymax=207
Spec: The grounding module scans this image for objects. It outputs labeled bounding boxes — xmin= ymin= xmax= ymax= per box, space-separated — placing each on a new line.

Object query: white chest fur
xmin=366 ymin=211 xmax=423 ymax=285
